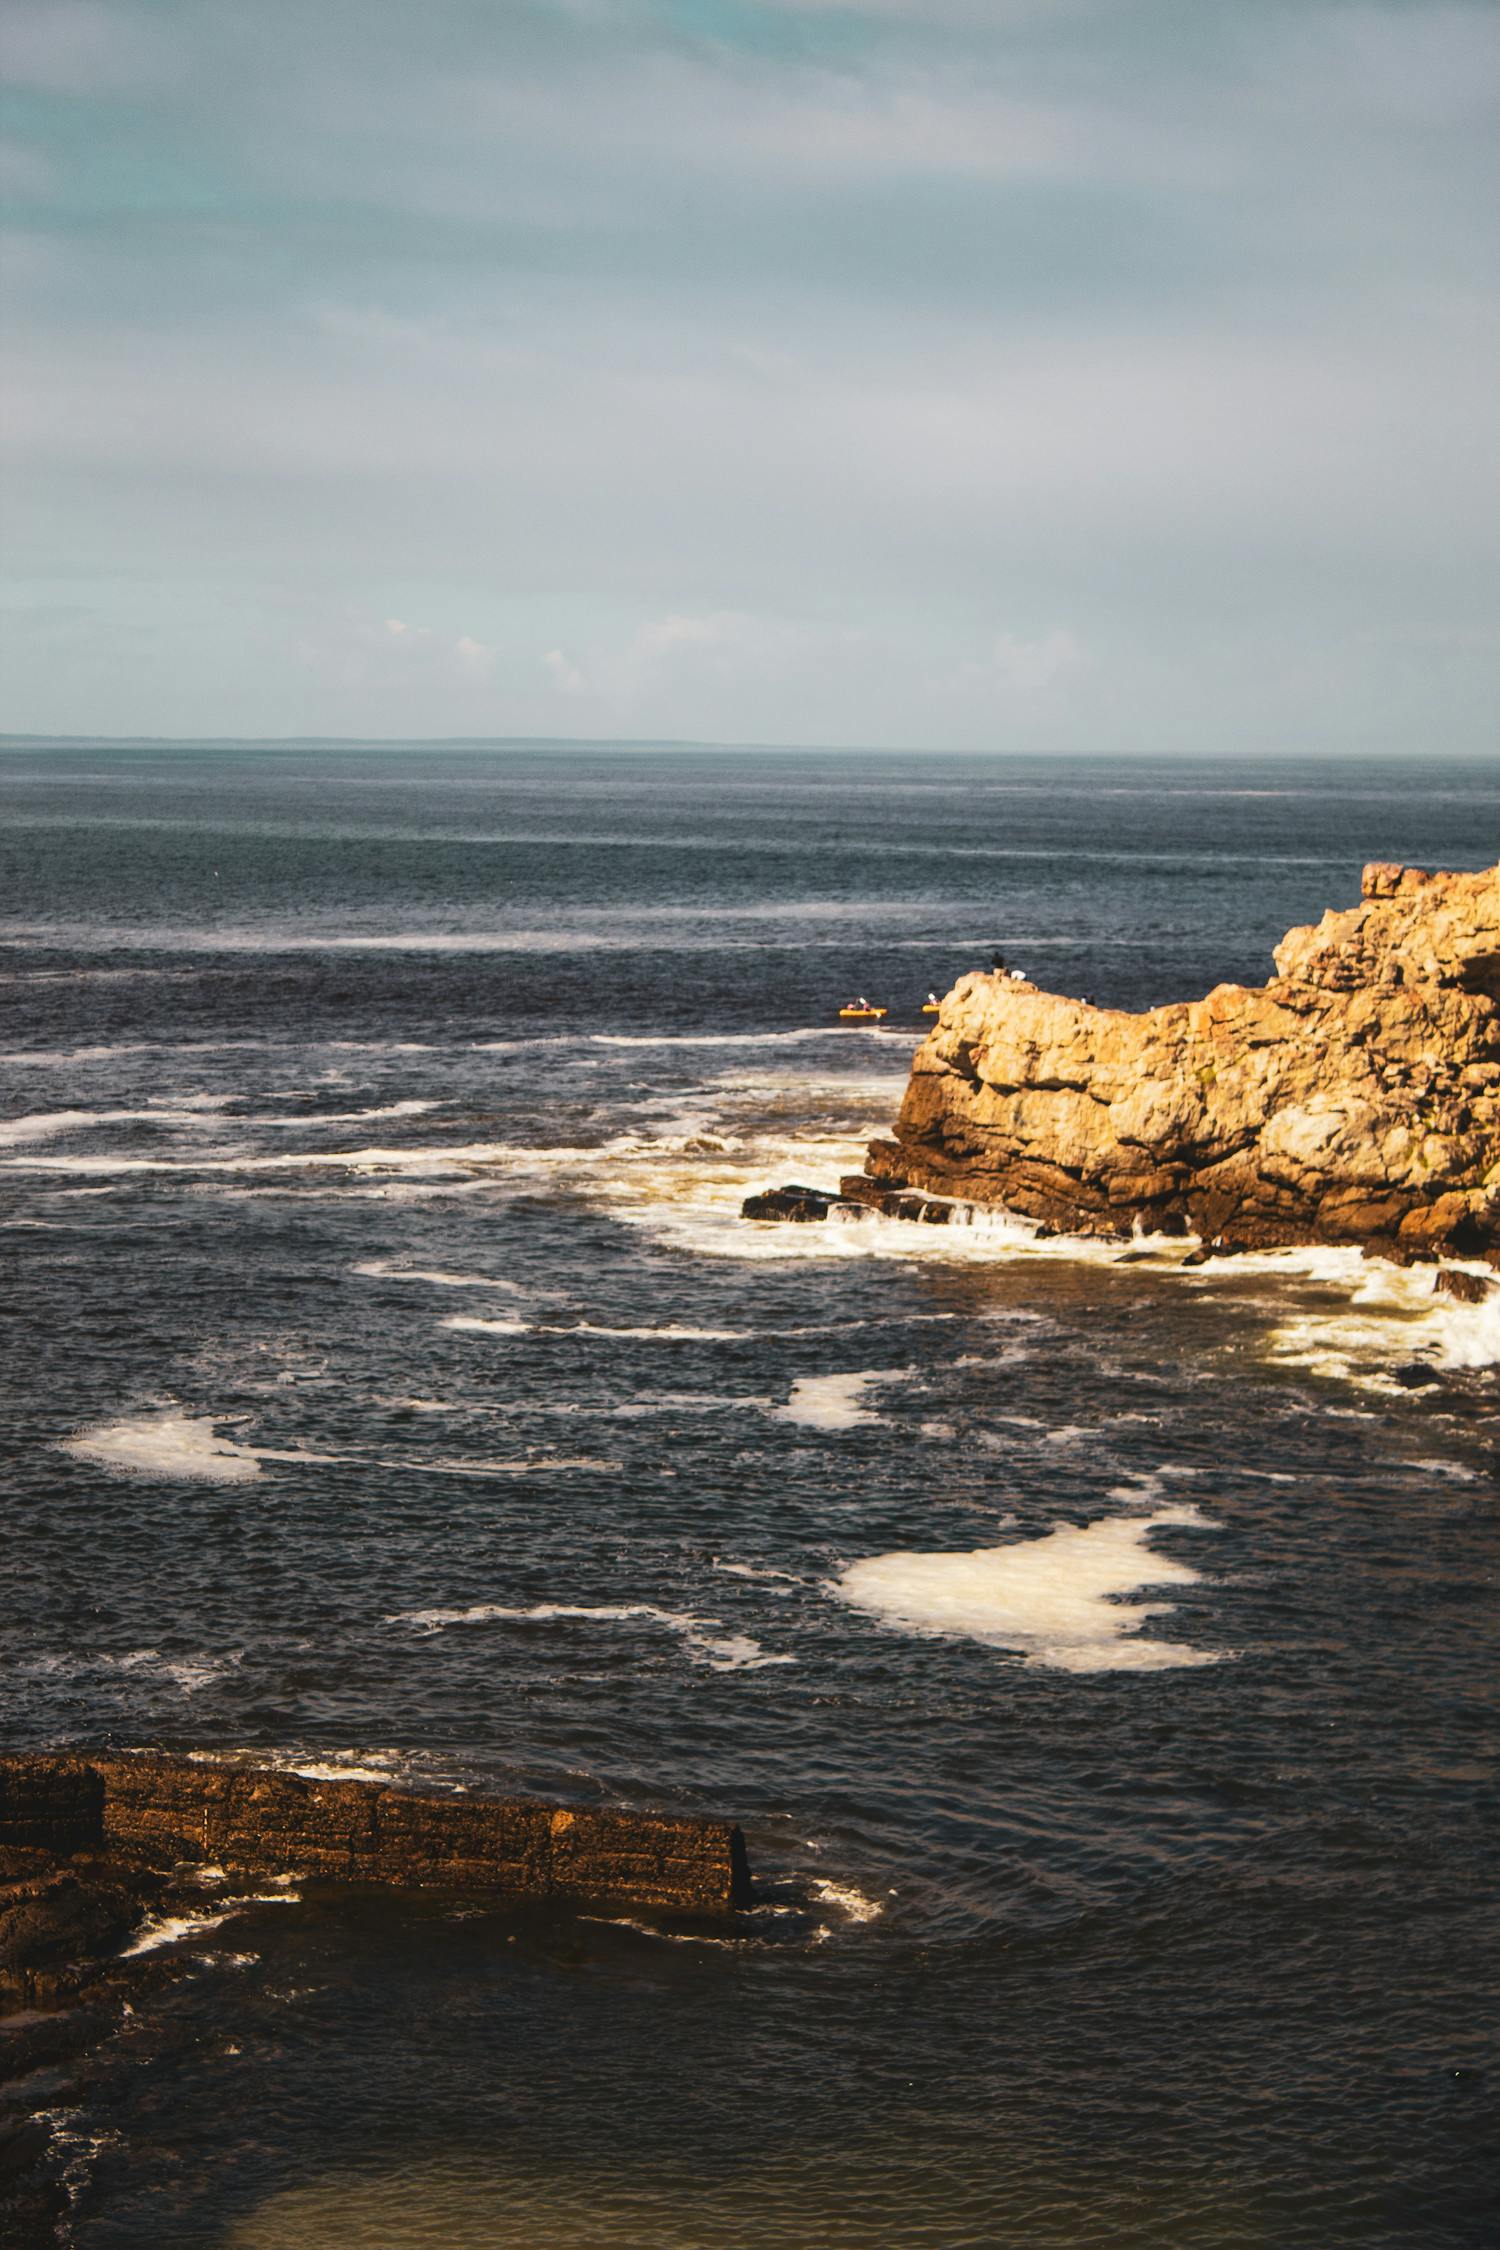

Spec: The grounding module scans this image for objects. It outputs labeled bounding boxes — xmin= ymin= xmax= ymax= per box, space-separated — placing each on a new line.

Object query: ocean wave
xmin=1229 ymin=1247 xmax=1500 ymax=1385
xmin=0 ymin=1105 xmax=231 ymax=1146
xmin=713 ymin=1560 xmax=806 ymax=1589
xmin=0 ymin=1127 xmax=721 ymax=1181
xmin=353 ymin=1261 xmax=528 ymax=1292
xmin=120 ymin=1889 xmax=301 ymax=1958
xmin=1 ymin=1136 xmax=565 ymax=1178
xmin=60 ymin=1411 xmax=617 ymax=1484
xmin=20 ymin=1646 xmax=243 ymax=1696
xmin=615 ymin=1147 xmax=1500 ymax=1386
xmin=0 ymin=1099 xmax=439 ymax=1147
xmin=440 ymin=1315 xmax=533 ymax=1337
xmin=443 ymin=1314 xmax=758 ymax=1342
xmin=579 ymin=1915 xmax=745 ymax=1949
xmin=383 ymin=1599 xmax=792 ymax=1672
xmin=807 ymin=1876 xmax=886 ymax=1927
xmin=589 ymin=1027 xmax=902 ymax=1049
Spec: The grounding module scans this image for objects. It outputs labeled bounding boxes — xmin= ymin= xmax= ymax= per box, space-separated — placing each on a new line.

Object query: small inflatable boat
xmin=838 ymin=998 xmax=887 ymax=1022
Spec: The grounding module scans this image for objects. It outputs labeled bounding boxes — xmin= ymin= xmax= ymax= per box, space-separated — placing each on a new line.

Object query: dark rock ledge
xmin=2 ymin=1752 xmax=750 ymax=2236
xmin=742 ymin=1175 xmax=956 ymax=1227
xmin=742 ymin=1169 xmax=1496 ymax=1305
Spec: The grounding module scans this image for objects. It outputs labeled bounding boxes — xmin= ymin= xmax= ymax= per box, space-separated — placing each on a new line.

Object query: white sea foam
xmin=254 ymin=1441 xmax=618 ymax=1478
xmin=120 ymin=1907 xmax=237 ymax=1957
xmin=714 ymin=1560 xmax=805 ymax=1590
xmin=617 ymin=1143 xmax=1195 ymax=1272
xmin=580 ymin=1915 xmax=744 ymax=1948
xmin=0 ymin=1043 xmax=165 ymax=1064
xmin=121 ymin=1888 xmax=302 ymax=1957
xmin=61 ymin=1414 xmax=263 ymax=1483
xmin=535 ymin=1316 xmax=754 ymax=1341
xmin=1 ymin=1136 xmax=540 ymax=1178
xmin=442 ymin=1313 xmax=756 ymax=1342
xmin=589 ymin=1027 xmax=902 ymax=1049
xmin=1242 ymin=1248 xmax=1500 ymax=1385
xmin=0 ymin=1106 xmax=230 ymax=1146
xmin=202 ymin=1744 xmax=460 ymax=1791
xmin=807 ymin=1876 xmax=885 ymax=1925
xmin=774 ymin=1370 xmax=905 ymax=1431
xmin=353 ymin=1261 xmax=527 ymax=1292
xmin=608 ymin=1391 xmax=772 ymax=1419
xmin=835 ymin=1504 xmax=1223 ymax=1673
xmin=63 ymin=1415 xmax=614 ymax=1483
xmin=415 ymin=1453 xmax=620 ymax=1477
xmin=384 ymin=1600 xmax=791 ymax=1671
xmin=21 ymin=1647 xmax=241 ymax=1696
xmin=278 ymin=1759 xmax=405 ymax=1784
xmin=607 ymin=1126 xmax=1500 ymax=1386
xmin=247 ymin=1100 xmax=440 ymax=1127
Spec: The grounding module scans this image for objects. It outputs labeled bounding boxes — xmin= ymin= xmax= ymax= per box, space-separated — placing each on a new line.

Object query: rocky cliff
xmin=862 ymin=862 xmax=1500 ymax=1261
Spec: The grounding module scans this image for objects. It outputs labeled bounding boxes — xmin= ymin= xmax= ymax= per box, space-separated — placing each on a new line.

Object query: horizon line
xmin=4 ymin=733 xmax=1495 ymax=763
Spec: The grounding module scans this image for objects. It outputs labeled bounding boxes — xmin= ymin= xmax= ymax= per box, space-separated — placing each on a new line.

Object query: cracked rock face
xmin=868 ymin=862 xmax=1500 ymax=1261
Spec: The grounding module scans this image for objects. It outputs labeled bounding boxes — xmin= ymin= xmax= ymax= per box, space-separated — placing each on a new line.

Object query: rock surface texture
xmin=0 ymin=1753 xmax=750 ymax=1915
xmin=863 ymin=863 xmax=1500 ymax=1261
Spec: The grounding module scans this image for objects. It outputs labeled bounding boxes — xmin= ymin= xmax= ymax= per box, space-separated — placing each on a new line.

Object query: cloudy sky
xmin=2 ymin=0 xmax=1497 ymax=750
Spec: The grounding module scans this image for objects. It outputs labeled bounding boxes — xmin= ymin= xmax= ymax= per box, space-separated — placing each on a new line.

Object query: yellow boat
xmin=921 ymin=992 xmax=942 ymax=1016
xmin=838 ymin=998 xmax=887 ymax=1022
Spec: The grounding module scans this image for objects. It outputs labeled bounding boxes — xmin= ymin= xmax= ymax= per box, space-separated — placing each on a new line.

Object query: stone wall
xmin=0 ymin=1754 xmax=750 ymax=1915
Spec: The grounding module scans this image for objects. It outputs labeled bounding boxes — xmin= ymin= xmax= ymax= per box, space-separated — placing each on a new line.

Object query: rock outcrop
xmin=855 ymin=863 xmax=1499 ymax=1260
xmin=0 ymin=1753 xmax=750 ymax=1916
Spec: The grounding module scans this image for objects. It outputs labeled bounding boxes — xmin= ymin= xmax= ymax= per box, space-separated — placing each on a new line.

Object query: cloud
xmin=0 ymin=1 xmax=176 ymax=95
xmin=990 ymin=629 xmax=1086 ymax=692
xmin=543 ymin=647 xmax=589 ymax=696
xmin=630 ymin=610 xmax=764 ymax=666
xmin=1 ymin=1 xmax=1498 ymax=749
xmin=282 ymin=611 xmax=496 ymax=704
xmin=0 ymin=139 xmax=55 ymax=196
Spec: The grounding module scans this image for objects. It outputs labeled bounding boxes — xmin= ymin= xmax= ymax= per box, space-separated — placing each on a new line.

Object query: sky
xmin=1 ymin=0 xmax=1498 ymax=752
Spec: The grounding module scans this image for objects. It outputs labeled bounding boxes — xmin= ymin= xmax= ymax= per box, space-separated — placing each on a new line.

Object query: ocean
xmin=2 ymin=741 xmax=1496 ymax=2248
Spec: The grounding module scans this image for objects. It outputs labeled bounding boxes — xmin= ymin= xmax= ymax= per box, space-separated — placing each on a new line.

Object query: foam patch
xmin=60 ymin=1414 xmax=264 ymax=1483
xmin=835 ymin=1504 xmax=1223 ymax=1673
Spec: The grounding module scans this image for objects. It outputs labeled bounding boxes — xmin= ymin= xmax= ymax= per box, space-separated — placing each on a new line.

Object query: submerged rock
xmin=739 ymin=1177 xmax=954 ymax=1226
xmin=742 ymin=1186 xmax=838 ymax=1222
xmin=864 ymin=862 xmax=1500 ymax=1262
xmin=1433 ymin=1267 xmax=1494 ymax=1305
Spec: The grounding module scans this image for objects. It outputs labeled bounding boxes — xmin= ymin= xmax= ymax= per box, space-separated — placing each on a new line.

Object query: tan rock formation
xmin=865 ymin=862 xmax=1500 ymax=1262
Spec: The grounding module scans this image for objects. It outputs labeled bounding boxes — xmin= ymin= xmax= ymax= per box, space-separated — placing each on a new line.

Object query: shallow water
xmin=2 ymin=743 xmax=1497 ymax=2248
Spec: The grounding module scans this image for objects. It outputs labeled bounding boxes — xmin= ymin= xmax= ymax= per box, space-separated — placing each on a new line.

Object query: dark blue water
xmin=2 ymin=744 xmax=1497 ymax=2249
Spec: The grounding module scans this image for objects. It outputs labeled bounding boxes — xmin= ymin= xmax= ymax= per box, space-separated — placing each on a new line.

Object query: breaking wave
xmin=383 ymin=1600 xmax=792 ymax=1672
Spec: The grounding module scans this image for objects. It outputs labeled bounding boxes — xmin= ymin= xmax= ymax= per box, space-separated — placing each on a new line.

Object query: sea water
xmin=2 ymin=741 xmax=1496 ymax=2248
